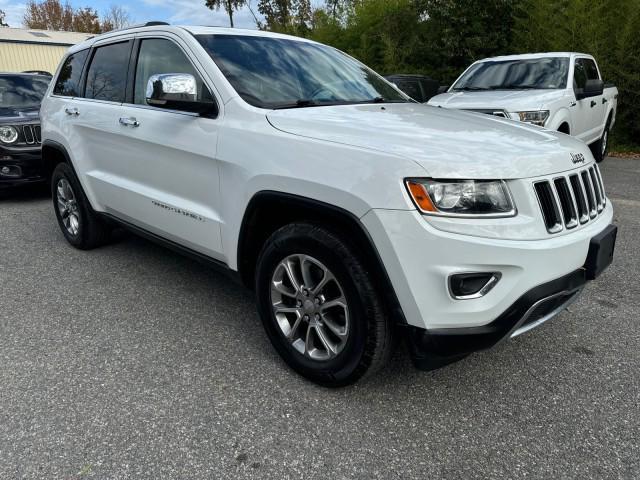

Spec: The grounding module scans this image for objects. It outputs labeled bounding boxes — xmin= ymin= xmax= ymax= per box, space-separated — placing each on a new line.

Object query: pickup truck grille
xmin=464 ymin=109 xmax=509 ymax=118
xmin=534 ymin=165 xmax=606 ymax=234
xmin=22 ymin=124 xmax=41 ymax=145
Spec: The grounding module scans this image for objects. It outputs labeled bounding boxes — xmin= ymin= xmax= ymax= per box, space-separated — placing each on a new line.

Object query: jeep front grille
xmin=22 ymin=124 xmax=41 ymax=145
xmin=534 ymin=165 xmax=606 ymax=234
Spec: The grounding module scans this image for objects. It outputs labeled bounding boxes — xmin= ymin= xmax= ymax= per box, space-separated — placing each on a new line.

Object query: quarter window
xmin=133 ymin=38 xmax=212 ymax=106
xmin=84 ymin=42 xmax=131 ymax=102
xmin=53 ymin=49 xmax=89 ymax=97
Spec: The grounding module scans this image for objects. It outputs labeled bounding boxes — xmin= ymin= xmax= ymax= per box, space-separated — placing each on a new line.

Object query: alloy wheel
xmin=56 ymin=178 xmax=80 ymax=236
xmin=270 ymin=254 xmax=350 ymax=361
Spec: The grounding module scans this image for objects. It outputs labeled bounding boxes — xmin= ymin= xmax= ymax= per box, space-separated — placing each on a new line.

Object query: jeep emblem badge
xmin=570 ymin=152 xmax=586 ymax=164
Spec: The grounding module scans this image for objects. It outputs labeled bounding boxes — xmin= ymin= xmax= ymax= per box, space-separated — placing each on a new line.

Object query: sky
xmin=0 ymin=0 xmax=263 ymax=30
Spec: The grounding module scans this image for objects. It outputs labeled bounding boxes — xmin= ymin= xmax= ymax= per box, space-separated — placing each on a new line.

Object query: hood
xmin=266 ymin=103 xmax=592 ymax=179
xmin=0 ymin=106 xmax=40 ymax=123
xmin=428 ymin=89 xmax=565 ymax=112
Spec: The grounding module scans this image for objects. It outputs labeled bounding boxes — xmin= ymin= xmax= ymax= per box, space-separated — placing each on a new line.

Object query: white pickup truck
xmin=428 ymin=53 xmax=618 ymax=162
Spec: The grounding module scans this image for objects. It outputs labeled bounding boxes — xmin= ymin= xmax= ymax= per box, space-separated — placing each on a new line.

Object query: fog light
xmin=0 ymin=165 xmax=22 ymax=178
xmin=449 ymin=272 xmax=501 ymax=300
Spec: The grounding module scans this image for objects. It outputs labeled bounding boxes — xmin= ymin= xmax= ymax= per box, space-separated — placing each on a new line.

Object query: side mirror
xmin=146 ymin=73 xmax=217 ymax=116
xmin=576 ymin=79 xmax=604 ymax=100
xmin=437 ymin=85 xmax=449 ymax=94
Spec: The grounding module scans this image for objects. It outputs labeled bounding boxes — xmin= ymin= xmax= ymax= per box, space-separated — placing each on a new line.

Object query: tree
xmin=258 ymin=0 xmax=313 ymax=35
xmin=205 ymin=0 xmax=247 ymax=28
xmin=101 ymin=5 xmax=132 ymax=32
xmin=0 ymin=9 xmax=8 ymax=27
xmin=23 ymin=0 xmax=75 ymax=31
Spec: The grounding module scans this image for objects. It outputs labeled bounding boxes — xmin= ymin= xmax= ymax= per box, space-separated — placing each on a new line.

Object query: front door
xmin=111 ymin=36 xmax=224 ymax=260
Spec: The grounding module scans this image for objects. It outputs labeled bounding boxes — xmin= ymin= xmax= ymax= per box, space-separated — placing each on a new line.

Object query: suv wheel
xmin=255 ymin=223 xmax=393 ymax=387
xmin=51 ymin=162 xmax=111 ymax=249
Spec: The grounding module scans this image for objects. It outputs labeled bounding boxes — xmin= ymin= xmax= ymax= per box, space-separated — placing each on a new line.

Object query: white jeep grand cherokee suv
xmin=40 ymin=23 xmax=617 ymax=386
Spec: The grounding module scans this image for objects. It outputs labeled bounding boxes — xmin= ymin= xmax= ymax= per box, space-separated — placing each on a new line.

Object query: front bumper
xmin=405 ymin=268 xmax=587 ymax=369
xmin=0 ymin=145 xmax=44 ymax=189
xmin=361 ymin=204 xmax=615 ymax=365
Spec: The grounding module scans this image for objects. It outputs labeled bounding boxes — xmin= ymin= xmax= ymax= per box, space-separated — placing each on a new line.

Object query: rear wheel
xmin=255 ymin=223 xmax=393 ymax=387
xmin=51 ymin=162 xmax=111 ymax=249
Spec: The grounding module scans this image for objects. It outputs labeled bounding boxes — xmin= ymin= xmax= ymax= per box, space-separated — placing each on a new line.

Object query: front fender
xmin=546 ymin=107 xmax=572 ymax=133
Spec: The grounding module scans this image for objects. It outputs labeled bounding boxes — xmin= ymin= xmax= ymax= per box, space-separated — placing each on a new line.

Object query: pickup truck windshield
xmin=196 ymin=34 xmax=409 ymax=109
xmin=452 ymin=58 xmax=569 ymax=91
xmin=0 ymin=75 xmax=50 ymax=109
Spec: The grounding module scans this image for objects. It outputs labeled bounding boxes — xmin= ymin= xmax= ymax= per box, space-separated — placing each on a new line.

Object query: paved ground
xmin=0 ymin=157 xmax=638 ymax=479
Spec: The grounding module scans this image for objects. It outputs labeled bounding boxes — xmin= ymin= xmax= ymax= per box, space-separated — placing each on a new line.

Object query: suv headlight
xmin=517 ymin=110 xmax=549 ymax=126
xmin=405 ymin=179 xmax=516 ymax=217
xmin=0 ymin=126 xmax=18 ymax=144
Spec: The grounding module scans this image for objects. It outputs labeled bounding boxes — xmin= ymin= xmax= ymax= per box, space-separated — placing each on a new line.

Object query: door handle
xmin=569 ymin=101 xmax=576 ymax=107
xmin=64 ymin=107 xmax=79 ymax=116
xmin=119 ymin=117 xmax=140 ymax=127
xmin=590 ymin=100 xmax=597 ymax=108
xmin=602 ymin=98 xmax=607 ymax=104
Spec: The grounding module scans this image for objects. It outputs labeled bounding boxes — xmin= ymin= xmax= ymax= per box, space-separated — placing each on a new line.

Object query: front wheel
xmin=255 ymin=223 xmax=393 ymax=387
xmin=592 ymin=120 xmax=611 ymax=163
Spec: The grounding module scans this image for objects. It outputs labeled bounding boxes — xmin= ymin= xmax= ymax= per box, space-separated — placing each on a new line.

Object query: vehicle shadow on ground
xmin=0 ymin=183 xmax=50 ymax=202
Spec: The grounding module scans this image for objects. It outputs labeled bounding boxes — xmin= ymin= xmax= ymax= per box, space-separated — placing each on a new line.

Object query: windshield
xmin=196 ymin=34 xmax=409 ymax=109
xmin=0 ymin=75 xmax=50 ymax=109
xmin=452 ymin=57 xmax=569 ymax=91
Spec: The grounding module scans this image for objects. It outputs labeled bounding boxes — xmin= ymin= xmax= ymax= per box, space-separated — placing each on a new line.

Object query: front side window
xmin=0 ymin=75 xmax=50 ymax=108
xmin=453 ymin=57 xmax=570 ymax=91
xmin=133 ymin=38 xmax=212 ymax=106
xmin=573 ymin=61 xmax=587 ymax=90
xmin=580 ymin=59 xmax=600 ymax=80
xmin=196 ymin=34 xmax=409 ymax=109
xmin=84 ymin=42 xmax=130 ymax=102
xmin=53 ymin=49 xmax=89 ymax=97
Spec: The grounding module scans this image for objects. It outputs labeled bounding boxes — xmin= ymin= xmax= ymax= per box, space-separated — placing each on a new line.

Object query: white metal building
xmin=0 ymin=27 xmax=92 ymax=75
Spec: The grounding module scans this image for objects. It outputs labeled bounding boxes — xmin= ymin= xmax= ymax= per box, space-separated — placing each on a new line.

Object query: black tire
xmin=592 ymin=118 xmax=611 ymax=163
xmin=255 ymin=223 xmax=393 ymax=387
xmin=51 ymin=162 xmax=111 ymax=249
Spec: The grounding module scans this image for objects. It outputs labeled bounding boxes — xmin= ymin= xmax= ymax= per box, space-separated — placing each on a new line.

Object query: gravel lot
xmin=0 ymin=157 xmax=638 ymax=479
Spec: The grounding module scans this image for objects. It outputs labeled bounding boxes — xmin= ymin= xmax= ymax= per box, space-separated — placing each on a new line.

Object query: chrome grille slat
xmin=569 ymin=174 xmax=589 ymax=224
xmin=535 ymin=166 xmax=607 ymax=234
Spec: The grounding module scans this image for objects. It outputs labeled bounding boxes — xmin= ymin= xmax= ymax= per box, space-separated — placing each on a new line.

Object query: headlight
xmin=517 ymin=110 xmax=549 ymax=126
xmin=405 ymin=179 xmax=516 ymax=217
xmin=0 ymin=126 xmax=18 ymax=144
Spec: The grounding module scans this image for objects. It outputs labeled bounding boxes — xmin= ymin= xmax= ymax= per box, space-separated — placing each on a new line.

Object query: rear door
xmin=71 ymin=39 xmax=134 ymax=209
xmin=113 ymin=34 xmax=224 ymax=259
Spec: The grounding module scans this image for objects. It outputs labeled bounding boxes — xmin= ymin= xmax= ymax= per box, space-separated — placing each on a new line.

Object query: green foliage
xmin=512 ymin=0 xmax=640 ymax=144
xmin=256 ymin=0 xmax=639 ymax=143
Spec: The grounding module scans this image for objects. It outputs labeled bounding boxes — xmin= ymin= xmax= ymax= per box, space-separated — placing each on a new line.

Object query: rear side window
xmin=84 ymin=42 xmax=131 ymax=102
xmin=53 ymin=49 xmax=89 ymax=96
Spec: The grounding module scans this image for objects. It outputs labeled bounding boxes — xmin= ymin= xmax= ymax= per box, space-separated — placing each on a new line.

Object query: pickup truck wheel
xmin=255 ymin=223 xmax=393 ymax=387
xmin=593 ymin=121 xmax=610 ymax=163
xmin=51 ymin=163 xmax=111 ymax=249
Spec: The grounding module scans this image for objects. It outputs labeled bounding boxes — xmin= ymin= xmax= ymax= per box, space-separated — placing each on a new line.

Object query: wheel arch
xmin=42 ymin=139 xmax=76 ymax=181
xmin=237 ymin=191 xmax=407 ymax=325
